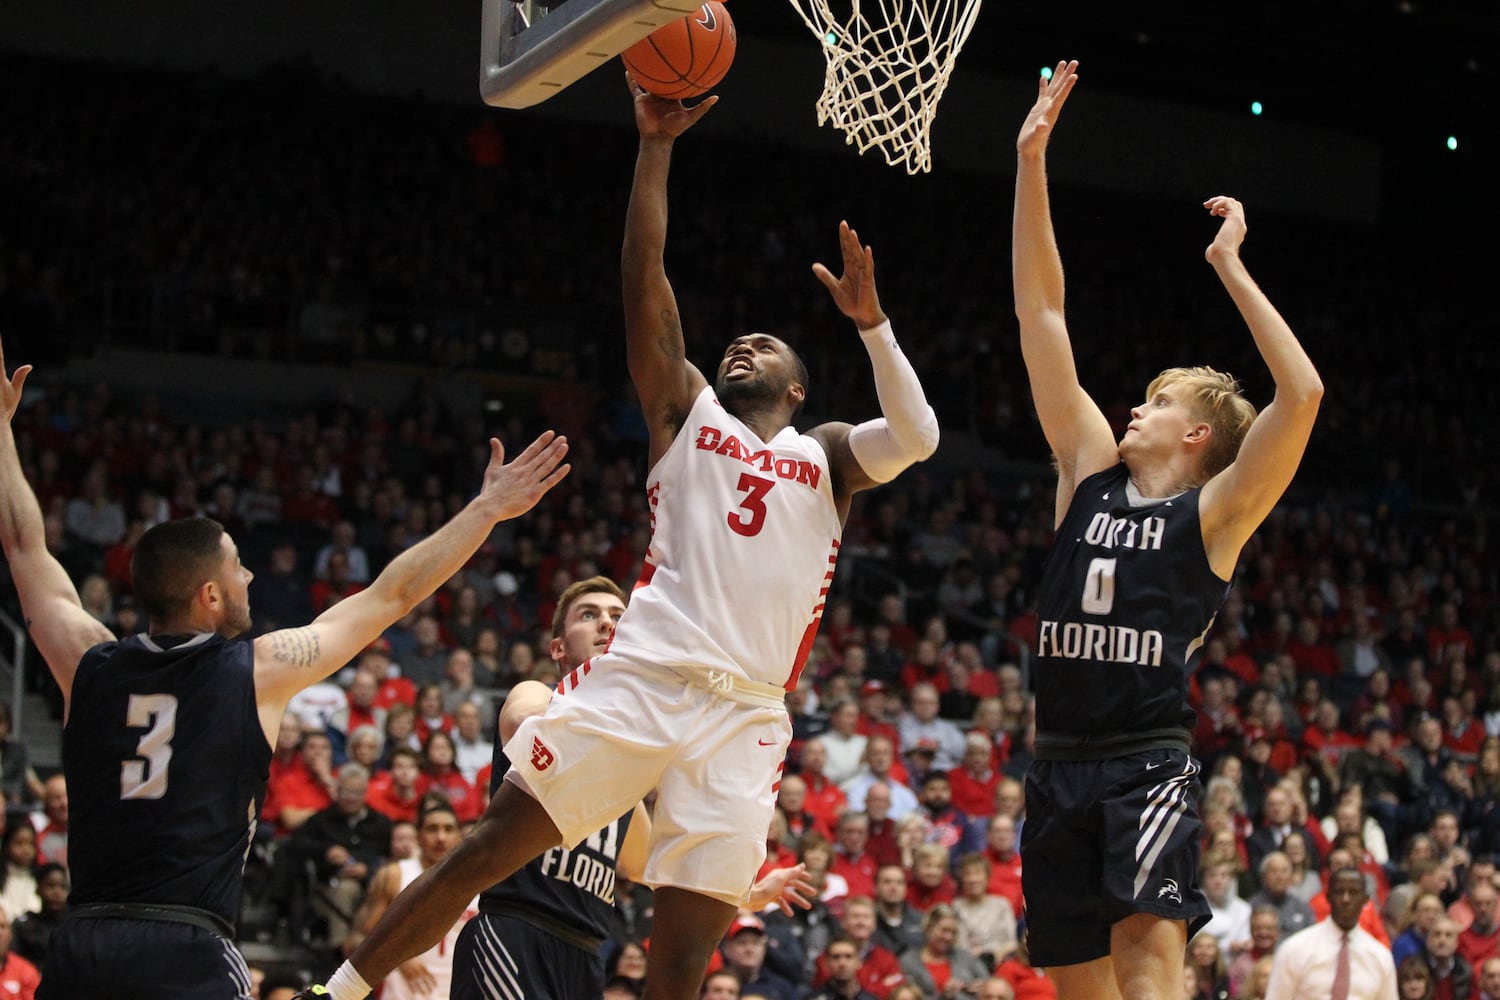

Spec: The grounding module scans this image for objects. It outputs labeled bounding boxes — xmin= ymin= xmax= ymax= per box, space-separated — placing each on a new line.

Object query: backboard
xmin=482 ymin=0 xmax=705 ymax=109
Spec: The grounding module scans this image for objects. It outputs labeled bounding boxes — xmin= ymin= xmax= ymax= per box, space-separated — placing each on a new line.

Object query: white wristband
xmin=848 ymin=320 xmax=939 ymax=482
xmin=326 ymin=962 xmax=374 ymax=1000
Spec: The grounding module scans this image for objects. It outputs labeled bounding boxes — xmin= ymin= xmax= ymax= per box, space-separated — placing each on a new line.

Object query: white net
xmin=785 ymin=0 xmax=982 ymax=174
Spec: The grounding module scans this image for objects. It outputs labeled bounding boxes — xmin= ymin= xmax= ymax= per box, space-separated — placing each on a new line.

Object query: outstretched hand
xmin=1017 ymin=60 xmax=1078 ymax=157
xmin=1204 ymin=195 xmax=1248 ymax=262
xmin=748 ymin=862 xmax=818 ymax=917
xmin=811 ymin=220 xmax=887 ymax=330
xmin=479 ymin=431 xmax=571 ymax=522
xmin=0 ymin=336 xmax=33 ymax=426
xmin=628 ymin=73 xmax=718 ymax=140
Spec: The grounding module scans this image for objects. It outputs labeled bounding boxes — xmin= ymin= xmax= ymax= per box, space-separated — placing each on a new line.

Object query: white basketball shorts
xmin=504 ymin=652 xmax=792 ymax=906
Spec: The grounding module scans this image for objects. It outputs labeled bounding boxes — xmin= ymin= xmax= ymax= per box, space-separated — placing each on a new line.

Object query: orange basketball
xmin=623 ymin=1 xmax=737 ymax=100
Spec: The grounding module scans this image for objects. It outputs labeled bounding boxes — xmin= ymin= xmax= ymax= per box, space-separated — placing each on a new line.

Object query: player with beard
xmin=0 ymin=335 xmax=570 ymax=1000
xmin=298 ymin=75 xmax=939 ymax=1000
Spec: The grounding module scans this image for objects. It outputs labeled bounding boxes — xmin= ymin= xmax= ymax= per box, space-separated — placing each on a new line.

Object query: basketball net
xmin=785 ymin=0 xmax=982 ymax=174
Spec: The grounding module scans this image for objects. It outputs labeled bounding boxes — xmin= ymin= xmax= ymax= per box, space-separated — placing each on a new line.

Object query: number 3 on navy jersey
xmin=121 ymin=693 xmax=178 ymax=800
xmin=729 ymin=473 xmax=774 ymax=537
xmin=1082 ymin=557 xmax=1117 ymax=615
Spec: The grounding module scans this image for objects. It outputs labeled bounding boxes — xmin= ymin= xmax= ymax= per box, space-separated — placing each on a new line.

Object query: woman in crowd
xmin=898 ymin=904 xmax=988 ymax=999
xmin=0 ymin=824 xmax=40 ymax=920
xmin=421 ymin=730 xmax=482 ymax=823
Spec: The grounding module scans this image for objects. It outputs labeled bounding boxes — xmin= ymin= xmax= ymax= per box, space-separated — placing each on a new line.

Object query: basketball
xmin=622 ymin=1 xmax=737 ymax=100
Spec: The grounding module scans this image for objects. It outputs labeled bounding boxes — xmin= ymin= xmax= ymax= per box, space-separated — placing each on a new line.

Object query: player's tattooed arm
xmin=268 ymin=628 xmax=320 ymax=669
xmin=656 ymin=309 xmax=685 ymax=360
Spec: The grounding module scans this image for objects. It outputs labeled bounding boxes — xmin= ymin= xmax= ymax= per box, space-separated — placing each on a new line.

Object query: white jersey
xmin=608 ymin=386 xmax=843 ymax=689
xmin=381 ymin=856 xmax=479 ymax=1000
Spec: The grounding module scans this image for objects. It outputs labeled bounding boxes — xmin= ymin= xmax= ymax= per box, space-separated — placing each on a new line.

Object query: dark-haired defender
xmin=1012 ymin=62 xmax=1323 ymax=999
xmin=305 ymin=75 xmax=939 ymax=1000
xmin=450 ymin=576 xmax=813 ymax=1000
xmin=0 ymin=335 xmax=570 ymax=1000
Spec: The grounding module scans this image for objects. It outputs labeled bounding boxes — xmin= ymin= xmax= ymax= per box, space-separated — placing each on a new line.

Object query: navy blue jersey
xmin=1034 ymin=465 xmax=1229 ymax=738
xmin=479 ymin=741 xmax=631 ymax=949
xmin=63 ymin=633 xmax=271 ymax=926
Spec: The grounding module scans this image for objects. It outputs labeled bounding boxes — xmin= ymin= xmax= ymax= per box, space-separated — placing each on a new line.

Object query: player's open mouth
xmin=726 ymin=360 xmax=753 ymax=376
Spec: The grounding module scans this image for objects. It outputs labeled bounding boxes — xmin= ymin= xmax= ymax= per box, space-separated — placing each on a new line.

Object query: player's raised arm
xmin=621 ymin=74 xmax=711 ymax=466
xmin=1012 ymin=61 xmax=1119 ymax=519
xmin=808 ymin=220 xmax=939 ymax=516
xmin=253 ymin=432 xmax=568 ymax=735
xmin=1198 ymin=196 xmax=1323 ymax=575
xmin=0 ymin=338 xmax=113 ymax=707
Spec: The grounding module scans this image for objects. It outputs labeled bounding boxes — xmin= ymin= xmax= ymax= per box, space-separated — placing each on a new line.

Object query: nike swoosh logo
xmin=758 ymin=738 xmax=776 ymax=746
xmin=1145 ymin=761 xmax=1161 ymax=770
xmin=697 ymin=4 xmax=716 ymax=30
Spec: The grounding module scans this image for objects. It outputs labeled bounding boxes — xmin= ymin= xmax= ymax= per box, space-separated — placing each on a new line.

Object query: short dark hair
xmin=417 ymin=797 xmax=458 ymax=827
xmin=551 ymin=576 xmax=626 ymax=638
xmin=131 ymin=518 xmax=227 ymax=623
xmin=787 ymin=343 xmax=810 ymax=417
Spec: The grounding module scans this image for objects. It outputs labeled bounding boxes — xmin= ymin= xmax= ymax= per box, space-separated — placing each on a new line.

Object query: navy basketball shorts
xmin=39 ymin=917 xmax=253 ymax=1000
xmin=451 ymin=913 xmax=606 ymax=1000
xmin=1021 ymin=746 xmax=1211 ymax=968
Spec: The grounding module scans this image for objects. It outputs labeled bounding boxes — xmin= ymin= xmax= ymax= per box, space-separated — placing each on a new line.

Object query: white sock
xmin=325 ymin=962 xmax=373 ymax=1000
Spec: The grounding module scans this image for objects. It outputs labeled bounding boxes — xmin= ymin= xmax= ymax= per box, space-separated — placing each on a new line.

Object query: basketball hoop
xmin=785 ymin=0 xmax=982 ymax=174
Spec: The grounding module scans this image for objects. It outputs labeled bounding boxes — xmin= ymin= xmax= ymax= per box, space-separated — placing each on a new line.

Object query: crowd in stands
xmin=0 ymin=53 xmax=1495 ymax=1000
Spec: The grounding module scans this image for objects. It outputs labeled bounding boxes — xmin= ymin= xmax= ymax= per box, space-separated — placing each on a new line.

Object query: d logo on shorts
xmin=531 ymin=736 xmax=555 ymax=772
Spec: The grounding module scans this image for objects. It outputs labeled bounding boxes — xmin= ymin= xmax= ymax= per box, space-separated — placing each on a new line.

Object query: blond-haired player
xmin=1012 ymin=60 xmax=1323 ymax=1000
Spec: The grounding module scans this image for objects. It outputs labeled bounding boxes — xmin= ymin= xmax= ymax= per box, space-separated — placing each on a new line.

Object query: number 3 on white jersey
xmin=121 ymin=693 xmax=178 ymax=800
xmin=1082 ymin=557 xmax=1117 ymax=615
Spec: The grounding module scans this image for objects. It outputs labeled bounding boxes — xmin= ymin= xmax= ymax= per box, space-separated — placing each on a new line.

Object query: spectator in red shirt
xmin=832 ymin=812 xmax=880 ymax=901
xmin=1428 ymin=602 xmax=1476 ymax=665
xmin=366 ymin=644 xmax=416 ymax=711
xmin=1301 ymin=699 xmax=1360 ymax=769
xmin=0 ymin=903 xmax=40 ymax=1000
xmin=855 ymin=681 xmax=901 ymax=748
xmin=412 ymin=682 xmax=454 ymax=746
xmin=982 ymin=814 xmax=1024 ymax=918
xmin=899 ymin=638 xmax=948 ymax=696
xmin=862 ymin=783 xmax=903 ymax=869
xmin=996 ymin=924 xmax=1058 ymax=1000
xmin=876 ymin=594 xmax=918 ymax=656
xmin=420 ymin=730 xmax=482 ymax=824
xmin=261 ymin=717 xmax=335 ymax=837
xmin=1442 ymin=695 xmax=1486 ymax=764
xmin=1287 ymin=617 xmax=1341 ymax=679
xmin=801 ymin=738 xmax=850 ymax=835
xmin=280 ymin=464 xmax=340 ymax=529
xmin=948 ymin=733 xmax=1000 ymax=820
xmin=812 ymin=897 xmax=904 ymax=999
xmin=309 ymin=549 xmax=366 ymax=613
xmin=365 ymin=746 xmax=427 ymax=824
xmin=907 ymin=842 xmax=957 ymax=911
xmin=757 ymin=810 xmax=800 ymax=884
xmin=777 ymin=774 xmax=832 ymax=850
xmin=32 ymin=777 xmax=67 ymax=870
xmin=1191 ymin=675 xmax=1242 ymax=769
xmin=1459 ymin=879 xmax=1500 ymax=971
xmin=332 ymin=667 xmax=387 ymax=742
